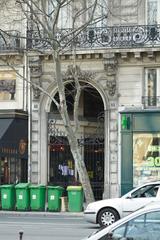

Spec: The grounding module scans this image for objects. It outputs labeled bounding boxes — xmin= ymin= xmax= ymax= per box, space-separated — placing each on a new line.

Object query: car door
xmin=121 ymin=184 xmax=160 ymax=217
xmin=111 ymin=209 xmax=160 ymax=240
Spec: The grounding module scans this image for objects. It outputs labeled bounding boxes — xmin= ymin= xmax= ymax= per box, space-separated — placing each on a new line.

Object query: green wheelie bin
xmin=15 ymin=183 xmax=30 ymax=210
xmin=48 ymin=186 xmax=64 ymax=211
xmin=67 ymin=186 xmax=84 ymax=212
xmin=29 ymin=184 xmax=46 ymax=211
xmin=1 ymin=184 xmax=15 ymax=210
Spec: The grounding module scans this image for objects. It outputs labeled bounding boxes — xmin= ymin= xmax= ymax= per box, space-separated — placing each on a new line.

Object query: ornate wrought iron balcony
xmin=142 ymin=96 xmax=160 ymax=108
xmin=0 ymin=30 xmax=21 ymax=52
xmin=27 ymin=24 xmax=160 ymax=50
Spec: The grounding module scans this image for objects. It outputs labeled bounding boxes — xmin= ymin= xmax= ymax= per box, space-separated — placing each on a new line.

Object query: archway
xmin=48 ymin=81 xmax=105 ymax=200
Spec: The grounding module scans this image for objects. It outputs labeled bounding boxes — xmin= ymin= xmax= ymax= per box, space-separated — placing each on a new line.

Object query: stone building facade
xmin=0 ymin=0 xmax=160 ymax=200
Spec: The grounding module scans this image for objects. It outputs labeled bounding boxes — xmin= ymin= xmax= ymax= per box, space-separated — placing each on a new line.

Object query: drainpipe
xmin=103 ymin=109 xmax=110 ymax=199
xmin=24 ymin=47 xmax=32 ymax=183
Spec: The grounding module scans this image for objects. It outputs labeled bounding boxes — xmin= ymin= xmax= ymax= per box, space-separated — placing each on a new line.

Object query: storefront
xmin=121 ymin=111 xmax=160 ymax=195
xmin=0 ymin=110 xmax=28 ymax=184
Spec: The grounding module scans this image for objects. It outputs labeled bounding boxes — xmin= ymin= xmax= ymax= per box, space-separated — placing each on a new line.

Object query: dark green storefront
xmin=121 ymin=110 xmax=160 ymax=195
xmin=0 ymin=110 xmax=28 ymax=184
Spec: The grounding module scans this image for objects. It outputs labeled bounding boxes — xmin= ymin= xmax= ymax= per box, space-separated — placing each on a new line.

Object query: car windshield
xmin=111 ymin=210 xmax=160 ymax=240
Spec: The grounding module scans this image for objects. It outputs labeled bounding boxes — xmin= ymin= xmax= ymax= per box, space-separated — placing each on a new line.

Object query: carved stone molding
xmin=29 ymin=57 xmax=42 ymax=100
xmin=106 ymin=81 xmax=116 ymax=97
xmin=103 ymin=53 xmax=117 ymax=97
xmin=103 ymin=53 xmax=117 ymax=76
xmin=32 ymin=78 xmax=41 ymax=99
xmin=62 ymin=65 xmax=96 ymax=82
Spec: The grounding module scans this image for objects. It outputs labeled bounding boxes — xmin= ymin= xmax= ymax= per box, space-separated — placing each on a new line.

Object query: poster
xmin=0 ymin=71 xmax=16 ymax=100
xmin=133 ymin=133 xmax=160 ymax=186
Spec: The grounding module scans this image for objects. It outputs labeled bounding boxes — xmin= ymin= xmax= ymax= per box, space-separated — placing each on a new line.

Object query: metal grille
xmin=49 ymin=135 xmax=104 ymax=200
xmin=28 ymin=24 xmax=160 ymax=50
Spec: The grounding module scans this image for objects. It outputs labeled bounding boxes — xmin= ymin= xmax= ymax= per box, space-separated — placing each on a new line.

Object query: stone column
xmin=103 ymin=53 xmax=119 ymax=198
xmin=29 ymin=56 xmax=43 ymax=184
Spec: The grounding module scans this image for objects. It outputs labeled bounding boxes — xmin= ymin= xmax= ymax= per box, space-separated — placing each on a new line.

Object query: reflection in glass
xmin=112 ymin=211 xmax=160 ymax=240
xmin=133 ymin=133 xmax=160 ymax=186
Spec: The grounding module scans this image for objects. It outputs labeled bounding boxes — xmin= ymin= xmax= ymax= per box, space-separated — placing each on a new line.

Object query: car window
xmin=110 ymin=210 xmax=160 ymax=240
xmin=131 ymin=185 xmax=160 ymax=198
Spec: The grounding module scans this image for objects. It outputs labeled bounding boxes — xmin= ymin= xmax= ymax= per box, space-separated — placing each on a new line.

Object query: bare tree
xmin=0 ymin=0 xmax=108 ymax=204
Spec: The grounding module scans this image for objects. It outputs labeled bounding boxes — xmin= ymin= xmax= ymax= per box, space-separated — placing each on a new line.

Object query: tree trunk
xmin=53 ymin=53 xmax=95 ymax=204
xmin=68 ymin=134 xmax=95 ymax=204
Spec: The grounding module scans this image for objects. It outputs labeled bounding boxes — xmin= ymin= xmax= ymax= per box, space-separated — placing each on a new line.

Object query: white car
xmin=82 ymin=202 xmax=160 ymax=240
xmin=84 ymin=181 xmax=160 ymax=227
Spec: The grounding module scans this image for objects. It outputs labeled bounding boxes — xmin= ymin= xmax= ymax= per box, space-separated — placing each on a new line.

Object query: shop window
xmin=133 ymin=133 xmax=160 ymax=187
xmin=144 ymin=68 xmax=160 ymax=107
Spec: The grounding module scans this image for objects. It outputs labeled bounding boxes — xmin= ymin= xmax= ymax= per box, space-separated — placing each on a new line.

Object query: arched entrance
xmin=48 ymin=82 xmax=105 ymax=200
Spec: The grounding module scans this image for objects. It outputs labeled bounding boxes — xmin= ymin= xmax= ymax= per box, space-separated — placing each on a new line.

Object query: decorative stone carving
xmin=29 ymin=57 xmax=42 ymax=100
xmin=106 ymin=81 xmax=116 ymax=96
xmin=30 ymin=65 xmax=42 ymax=78
xmin=62 ymin=65 xmax=96 ymax=81
xmin=103 ymin=53 xmax=117 ymax=97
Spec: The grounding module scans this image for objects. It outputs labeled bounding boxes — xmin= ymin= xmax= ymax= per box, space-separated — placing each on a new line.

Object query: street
xmin=0 ymin=212 xmax=99 ymax=240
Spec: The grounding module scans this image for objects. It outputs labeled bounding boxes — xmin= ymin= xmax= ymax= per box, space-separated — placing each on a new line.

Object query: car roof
xmin=87 ymin=202 xmax=160 ymax=239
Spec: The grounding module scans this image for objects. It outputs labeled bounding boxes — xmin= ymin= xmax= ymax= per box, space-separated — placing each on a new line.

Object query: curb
xmin=0 ymin=210 xmax=84 ymax=217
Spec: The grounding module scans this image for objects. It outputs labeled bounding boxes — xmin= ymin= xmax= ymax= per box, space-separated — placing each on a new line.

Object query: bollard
xmin=19 ymin=231 xmax=23 ymax=240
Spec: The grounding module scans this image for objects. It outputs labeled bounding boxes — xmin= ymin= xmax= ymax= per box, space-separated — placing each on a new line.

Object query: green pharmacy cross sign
xmin=121 ymin=114 xmax=130 ymax=130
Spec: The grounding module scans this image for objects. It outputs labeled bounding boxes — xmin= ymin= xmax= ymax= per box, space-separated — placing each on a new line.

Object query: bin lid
xmin=29 ymin=184 xmax=46 ymax=189
xmin=48 ymin=186 xmax=64 ymax=190
xmin=0 ymin=184 xmax=15 ymax=188
xmin=15 ymin=183 xmax=30 ymax=188
xmin=67 ymin=186 xmax=82 ymax=191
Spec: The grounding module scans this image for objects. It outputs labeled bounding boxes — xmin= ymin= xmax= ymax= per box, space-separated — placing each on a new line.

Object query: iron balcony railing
xmin=0 ymin=30 xmax=21 ymax=52
xmin=142 ymin=96 xmax=160 ymax=108
xmin=27 ymin=24 xmax=160 ymax=50
xmin=1 ymin=25 xmax=160 ymax=51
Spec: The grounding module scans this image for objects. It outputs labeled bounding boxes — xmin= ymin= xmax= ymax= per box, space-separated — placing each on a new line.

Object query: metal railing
xmin=1 ymin=25 xmax=160 ymax=51
xmin=142 ymin=96 xmax=160 ymax=108
xmin=27 ymin=24 xmax=160 ymax=50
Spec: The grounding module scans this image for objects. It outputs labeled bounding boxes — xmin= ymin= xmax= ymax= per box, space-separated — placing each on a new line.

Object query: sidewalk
xmin=0 ymin=210 xmax=84 ymax=217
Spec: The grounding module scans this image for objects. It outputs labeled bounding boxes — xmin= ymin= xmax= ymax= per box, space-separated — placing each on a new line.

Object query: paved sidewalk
xmin=0 ymin=210 xmax=84 ymax=217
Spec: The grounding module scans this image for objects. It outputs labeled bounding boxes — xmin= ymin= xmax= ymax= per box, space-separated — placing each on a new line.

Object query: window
xmin=112 ymin=210 xmax=160 ymax=240
xmin=131 ymin=184 xmax=159 ymax=198
xmin=133 ymin=133 xmax=160 ymax=187
xmin=0 ymin=71 xmax=16 ymax=101
xmin=48 ymin=0 xmax=72 ymax=28
xmin=87 ymin=0 xmax=108 ymax=27
xmin=144 ymin=68 xmax=160 ymax=107
xmin=147 ymin=0 xmax=160 ymax=24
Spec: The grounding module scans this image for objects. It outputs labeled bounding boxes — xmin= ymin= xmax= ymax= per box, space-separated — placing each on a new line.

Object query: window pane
xmin=112 ymin=211 xmax=160 ymax=240
xmin=131 ymin=184 xmax=160 ymax=198
xmin=0 ymin=71 xmax=16 ymax=101
xmin=147 ymin=0 xmax=157 ymax=25
xmin=133 ymin=133 xmax=160 ymax=186
xmin=146 ymin=69 xmax=157 ymax=106
xmin=146 ymin=211 xmax=160 ymax=221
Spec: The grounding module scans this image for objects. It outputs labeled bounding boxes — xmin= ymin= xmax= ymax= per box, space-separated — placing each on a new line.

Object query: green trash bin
xmin=1 ymin=184 xmax=15 ymax=210
xmin=48 ymin=186 xmax=64 ymax=212
xmin=67 ymin=186 xmax=84 ymax=212
xmin=15 ymin=183 xmax=30 ymax=211
xmin=29 ymin=184 xmax=46 ymax=211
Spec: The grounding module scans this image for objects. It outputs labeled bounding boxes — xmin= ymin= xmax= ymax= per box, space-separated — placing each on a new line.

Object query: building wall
xmin=1 ymin=0 xmax=160 ymax=199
